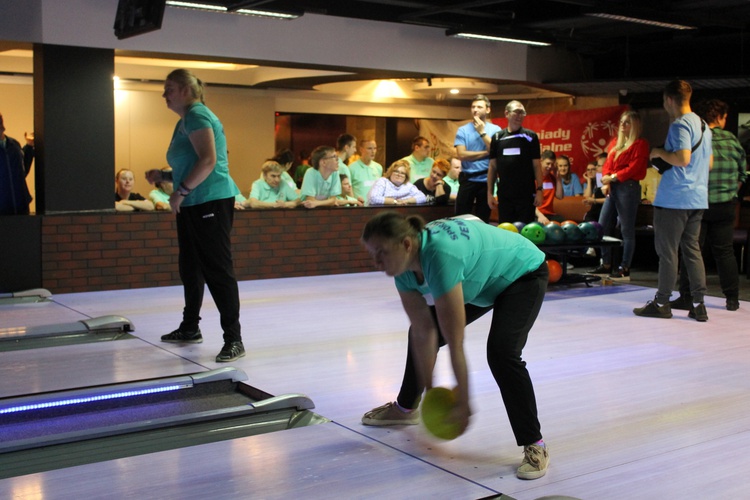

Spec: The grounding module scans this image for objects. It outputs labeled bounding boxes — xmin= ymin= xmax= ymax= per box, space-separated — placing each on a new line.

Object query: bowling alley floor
xmin=1 ymin=271 xmax=749 ymax=499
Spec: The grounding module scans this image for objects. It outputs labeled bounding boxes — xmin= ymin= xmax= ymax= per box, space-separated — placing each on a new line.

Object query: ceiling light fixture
xmin=446 ymin=30 xmax=551 ymax=47
xmin=166 ymin=1 xmax=301 ymax=20
xmin=585 ymin=12 xmax=696 ymax=30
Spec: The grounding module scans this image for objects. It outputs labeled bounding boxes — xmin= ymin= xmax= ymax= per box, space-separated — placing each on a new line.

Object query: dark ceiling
xmin=211 ymin=0 xmax=750 ymax=84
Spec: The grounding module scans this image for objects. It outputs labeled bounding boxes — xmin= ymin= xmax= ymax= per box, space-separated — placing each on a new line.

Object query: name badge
xmin=503 ymin=147 xmax=521 ymax=156
xmin=542 ymin=181 xmax=554 ymax=190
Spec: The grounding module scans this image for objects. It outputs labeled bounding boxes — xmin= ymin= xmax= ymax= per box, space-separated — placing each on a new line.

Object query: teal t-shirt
xmin=349 ymin=159 xmax=383 ymax=200
xmin=395 ymin=217 xmax=545 ymax=307
xmin=300 ymin=167 xmax=342 ymax=200
xmin=250 ymin=178 xmax=299 ymax=202
xmin=149 ymin=188 xmax=170 ymax=205
xmin=404 ymin=154 xmax=435 ymax=183
xmin=166 ymin=102 xmax=240 ymax=207
xmin=338 ymin=159 xmax=352 ymax=184
xmin=444 ymin=176 xmax=460 ymax=195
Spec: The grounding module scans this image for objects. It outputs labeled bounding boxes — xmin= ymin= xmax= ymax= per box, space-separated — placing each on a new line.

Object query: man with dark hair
xmin=671 ymin=99 xmax=747 ymax=311
xmin=0 ymin=112 xmax=34 ymax=215
xmin=487 ymin=100 xmax=544 ymax=224
xmin=336 ymin=133 xmax=356 ymax=188
xmin=402 ymin=136 xmax=434 ymax=182
xmin=454 ymin=95 xmax=501 ymax=222
xmin=634 ymin=80 xmax=713 ymax=321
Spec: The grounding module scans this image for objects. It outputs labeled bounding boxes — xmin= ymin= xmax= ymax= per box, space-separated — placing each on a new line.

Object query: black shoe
xmin=161 ymin=328 xmax=203 ymax=344
xmin=588 ymin=265 xmax=611 ymax=275
xmin=633 ymin=299 xmax=672 ymax=318
xmin=727 ymin=298 xmax=740 ymax=311
xmin=688 ymin=302 xmax=708 ymax=322
xmin=669 ymin=295 xmax=693 ymax=311
xmin=609 ymin=266 xmax=630 ymax=281
xmin=216 ymin=341 xmax=245 ymax=362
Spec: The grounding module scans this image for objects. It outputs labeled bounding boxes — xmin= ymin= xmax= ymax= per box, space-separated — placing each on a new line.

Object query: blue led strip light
xmin=0 ymin=384 xmax=184 ymax=415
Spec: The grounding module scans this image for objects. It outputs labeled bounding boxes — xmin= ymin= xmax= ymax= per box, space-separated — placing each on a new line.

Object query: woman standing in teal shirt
xmin=146 ymin=69 xmax=244 ymax=363
xmin=361 ymin=212 xmax=550 ymax=480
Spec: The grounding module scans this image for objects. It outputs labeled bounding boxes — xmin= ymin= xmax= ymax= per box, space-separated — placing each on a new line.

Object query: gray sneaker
xmin=517 ymin=443 xmax=549 ymax=480
xmin=633 ymin=299 xmax=672 ymax=318
xmin=362 ymin=402 xmax=419 ymax=426
xmin=161 ymin=328 xmax=203 ymax=343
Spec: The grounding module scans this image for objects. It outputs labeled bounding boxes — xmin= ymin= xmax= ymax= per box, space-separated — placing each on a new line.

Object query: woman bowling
xmin=360 ymin=212 xmax=550 ymax=480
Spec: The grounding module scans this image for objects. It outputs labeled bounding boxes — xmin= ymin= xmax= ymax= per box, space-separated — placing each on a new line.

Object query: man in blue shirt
xmin=634 ymin=80 xmax=713 ymax=321
xmin=454 ymin=95 xmax=501 ymax=222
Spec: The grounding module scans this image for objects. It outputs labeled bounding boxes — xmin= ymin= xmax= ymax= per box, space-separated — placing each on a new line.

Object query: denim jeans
xmin=599 ymin=179 xmax=641 ymax=269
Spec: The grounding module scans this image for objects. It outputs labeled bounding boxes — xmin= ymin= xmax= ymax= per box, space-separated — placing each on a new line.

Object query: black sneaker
xmin=216 ymin=341 xmax=245 ymax=362
xmin=727 ymin=298 xmax=740 ymax=311
xmin=161 ymin=328 xmax=203 ymax=344
xmin=609 ymin=266 xmax=630 ymax=281
xmin=669 ymin=295 xmax=693 ymax=311
xmin=688 ymin=302 xmax=708 ymax=322
xmin=633 ymin=299 xmax=672 ymax=318
xmin=588 ymin=265 xmax=611 ymax=275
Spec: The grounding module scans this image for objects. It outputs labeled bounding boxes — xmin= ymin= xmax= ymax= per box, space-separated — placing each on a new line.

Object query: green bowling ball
xmin=521 ymin=222 xmax=546 ymax=245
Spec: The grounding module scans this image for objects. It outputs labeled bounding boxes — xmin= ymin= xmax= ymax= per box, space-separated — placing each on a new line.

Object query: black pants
xmin=396 ymin=263 xmax=548 ymax=446
xmin=176 ymin=197 xmax=242 ymax=343
xmin=455 ymin=179 xmax=491 ymax=223
xmin=679 ymin=200 xmax=739 ymax=300
xmin=497 ymin=198 xmax=536 ymax=224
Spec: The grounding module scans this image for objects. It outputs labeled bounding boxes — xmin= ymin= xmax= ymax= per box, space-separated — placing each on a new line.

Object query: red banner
xmin=491 ymin=105 xmax=628 ymax=176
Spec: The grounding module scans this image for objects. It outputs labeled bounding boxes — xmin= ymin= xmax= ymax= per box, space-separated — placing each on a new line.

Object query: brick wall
xmin=41 ymin=205 xmax=455 ymax=293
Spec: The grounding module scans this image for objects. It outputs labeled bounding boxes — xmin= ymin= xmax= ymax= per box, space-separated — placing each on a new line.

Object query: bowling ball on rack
xmin=513 ymin=221 xmax=526 ymax=233
xmin=521 ymin=222 xmax=546 ymax=245
xmin=578 ymin=222 xmax=600 ymax=242
xmin=498 ymin=222 xmax=518 ymax=233
xmin=589 ymin=221 xmax=604 ymax=239
xmin=562 ymin=222 xmax=584 ymax=243
xmin=544 ymin=222 xmax=566 ymax=245
xmin=547 ymin=259 xmax=563 ymax=283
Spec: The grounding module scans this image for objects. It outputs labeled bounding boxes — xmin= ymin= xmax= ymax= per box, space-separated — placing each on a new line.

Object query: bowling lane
xmin=0 ymin=338 xmax=204 ymax=399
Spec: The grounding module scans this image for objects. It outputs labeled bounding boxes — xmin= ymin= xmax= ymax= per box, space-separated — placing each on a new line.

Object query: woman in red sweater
xmin=590 ymin=110 xmax=649 ymax=280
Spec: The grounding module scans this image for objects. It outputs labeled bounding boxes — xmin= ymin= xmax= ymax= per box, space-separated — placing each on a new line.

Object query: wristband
xmin=178 ymin=182 xmax=192 ymax=196
xmin=480 ymin=132 xmax=487 ymax=138
xmin=536 ymin=186 xmax=543 ymax=191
